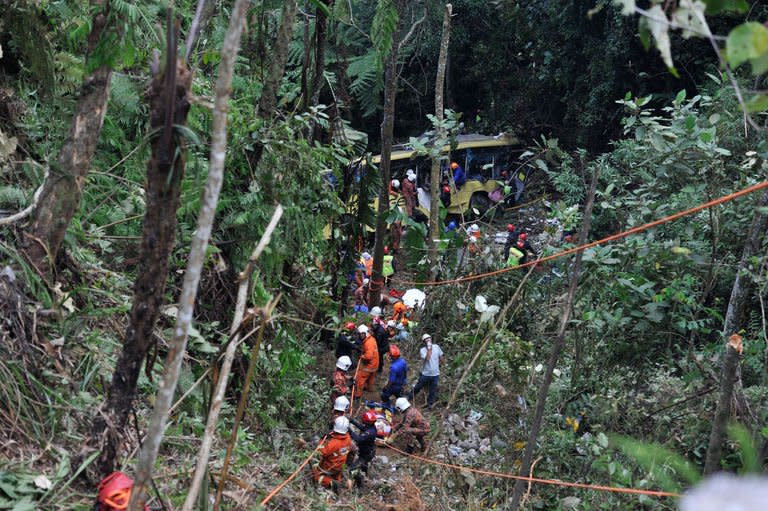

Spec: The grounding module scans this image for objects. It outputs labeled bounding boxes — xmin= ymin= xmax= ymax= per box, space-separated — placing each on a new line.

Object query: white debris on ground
xmin=437 ymin=411 xmax=494 ymax=462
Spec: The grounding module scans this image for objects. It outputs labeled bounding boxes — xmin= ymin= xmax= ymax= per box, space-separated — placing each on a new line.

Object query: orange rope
xmin=394 ymin=180 xmax=768 ymax=287
xmin=385 ymin=443 xmax=680 ymax=498
xmin=349 ymin=357 xmax=363 ymax=413
xmin=259 ymin=434 xmax=327 ymax=507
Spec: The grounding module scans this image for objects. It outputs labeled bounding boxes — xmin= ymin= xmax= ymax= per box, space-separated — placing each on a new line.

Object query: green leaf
xmin=701 ymin=0 xmax=748 ymax=14
xmin=728 ymin=423 xmax=760 ymax=473
xmin=744 ymin=94 xmax=768 ymax=113
xmin=612 ymin=435 xmax=701 ymax=493
xmin=750 ymin=50 xmax=768 ymax=75
xmin=647 ymin=6 xmax=678 ymax=76
xmin=638 ymin=17 xmax=651 ymax=51
xmin=726 ymin=22 xmax=768 ymax=69
xmin=612 ymin=0 xmax=635 ymax=16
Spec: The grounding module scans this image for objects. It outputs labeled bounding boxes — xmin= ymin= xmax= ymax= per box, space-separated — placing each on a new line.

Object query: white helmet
xmin=370 ymin=306 xmax=382 ymax=317
xmin=363 ymin=278 xmax=370 ymax=285
xmin=470 ymin=224 xmax=479 ymax=232
xmin=421 ymin=333 xmax=432 ymax=341
xmin=406 ymin=168 xmax=415 ymax=176
xmin=361 ymin=252 xmax=372 ymax=260
xmin=407 ymin=174 xmax=416 ymax=182
xmin=395 ymin=397 xmax=411 ymax=412
xmin=333 ymin=416 xmax=350 ymax=434
xmin=357 ymin=324 xmax=369 ymax=334
xmin=336 ymin=355 xmax=352 ymax=371
xmin=387 ymin=320 xmax=396 ymax=328
xmin=391 ymin=179 xmax=400 ymax=189
xmin=333 ymin=395 xmax=350 ymax=412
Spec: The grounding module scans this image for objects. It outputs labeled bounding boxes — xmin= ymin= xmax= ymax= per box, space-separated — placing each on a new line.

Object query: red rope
xmin=393 ymin=180 xmax=768 ymax=287
xmin=385 ymin=443 xmax=679 ymax=498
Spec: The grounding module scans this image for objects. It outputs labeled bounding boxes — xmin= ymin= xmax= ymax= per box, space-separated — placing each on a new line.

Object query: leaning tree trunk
xmin=508 ymin=167 xmax=599 ymax=510
xmin=24 ymin=1 xmax=112 ymax=276
xmin=704 ymin=189 xmax=768 ymax=475
xmin=89 ymin=17 xmax=193 ymax=476
xmin=128 ymin=3 xmax=251 ymax=507
xmin=427 ymin=4 xmax=452 ymax=280
xmin=368 ymin=16 xmax=402 ymax=307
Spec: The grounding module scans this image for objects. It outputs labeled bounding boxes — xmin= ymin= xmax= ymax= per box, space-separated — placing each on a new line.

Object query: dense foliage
xmin=0 ymin=0 xmax=766 ymax=510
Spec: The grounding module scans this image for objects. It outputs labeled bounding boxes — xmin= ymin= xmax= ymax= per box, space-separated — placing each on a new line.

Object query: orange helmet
xmin=362 ymin=410 xmax=378 ymax=424
xmin=389 ymin=345 xmax=400 ymax=358
xmin=450 ymin=162 xmax=459 ymax=170
xmin=394 ymin=302 xmax=406 ymax=314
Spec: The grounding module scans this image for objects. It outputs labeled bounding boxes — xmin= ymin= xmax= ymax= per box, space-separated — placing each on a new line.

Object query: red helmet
xmin=517 ymin=241 xmax=524 ymax=248
xmin=384 ymin=246 xmax=389 ymax=254
xmin=519 ymin=233 xmax=527 ymax=240
xmin=389 ymin=345 xmax=400 ymax=358
xmin=345 ymin=322 xmax=356 ymax=332
xmin=97 ymin=472 xmax=142 ymax=511
xmin=507 ymin=224 xmax=515 ymax=232
xmin=362 ymin=410 xmax=378 ymax=425
xmin=443 ymin=185 xmax=450 ymax=194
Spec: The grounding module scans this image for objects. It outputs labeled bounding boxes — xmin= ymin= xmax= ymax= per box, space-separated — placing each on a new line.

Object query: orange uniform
xmin=392 ymin=302 xmax=409 ymax=325
xmin=354 ymin=334 xmax=379 ymax=397
xmin=312 ymin=433 xmax=356 ymax=487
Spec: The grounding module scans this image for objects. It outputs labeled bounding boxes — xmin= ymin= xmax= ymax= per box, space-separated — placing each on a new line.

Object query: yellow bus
xmin=365 ymin=133 xmax=522 ymax=218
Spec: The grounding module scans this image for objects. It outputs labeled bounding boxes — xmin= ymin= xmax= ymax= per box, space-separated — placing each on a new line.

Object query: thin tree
xmin=24 ymin=0 xmax=113 ymax=276
xmin=128 ymin=0 xmax=253 ymax=508
xmin=368 ymin=1 xmax=427 ymax=305
xmin=508 ymin=167 xmax=600 ymax=510
xmin=704 ymin=189 xmax=768 ymax=474
xmin=89 ymin=9 xmax=194 ymax=476
xmin=427 ymin=4 xmax=452 ymax=280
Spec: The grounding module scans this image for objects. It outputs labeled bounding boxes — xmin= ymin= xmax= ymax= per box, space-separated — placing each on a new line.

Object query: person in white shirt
xmin=409 ymin=333 xmax=443 ymax=409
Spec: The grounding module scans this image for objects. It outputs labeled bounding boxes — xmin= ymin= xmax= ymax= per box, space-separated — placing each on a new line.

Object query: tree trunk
xmin=248 ymin=0 xmax=299 ymax=169
xmin=127 ymin=2 xmax=252 ymax=507
xmin=703 ymin=189 xmax=768 ymax=475
xmin=256 ymin=0 xmax=299 ymax=119
xmin=89 ymin=16 xmax=193 ymax=477
xmin=24 ymin=2 xmax=112 ymax=276
xmin=368 ymin=14 xmax=403 ymax=307
xmin=508 ymin=167 xmax=600 ymax=510
xmin=427 ymin=4 xmax=452 ymax=280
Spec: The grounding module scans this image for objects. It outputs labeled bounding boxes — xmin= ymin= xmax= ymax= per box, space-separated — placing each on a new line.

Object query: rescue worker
xmin=451 ymin=161 xmax=466 ymax=188
xmin=360 ymin=252 xmax=373 ymax=277
xmin=467 ymin=224 xmax=482 ymax=256
xmin=331 ymin=355 xmax=353 ymax=405
xmin=313 ymin=416 xmax=356 ymax=491
xmin=371 ymin=309 xmax=390 ymax=375
xmin=402 ymin=170 xmax=417 ymax=217
xmin=353 ymin=279 xmax=369 ymax=313
xmin=348 ymin=409 xmax=378 ymax=486
xmin=335 ymin=322 xmax=360 ymax=360
xmin=391 ymin=301 xmax=408 ymax=325
xmin=445 ymin=220 xmax=457 ymax=233
xmin=391 ymin=397 xmax=430 ymax=453
xmin=516 ymin=232 xmax=534 ymax=264
xmin=409 ymin=333 xmax=443 ymax=409
xmin=502 ymin=223 xmax=519 ymax=260
xmin=393 ymin=322 xmax=410 ymax=343
xmin=390 ymin=178 xmax=401 ymax=194
xmin=440 ymin=183 xmax=451 ymax=207
xmin=390 ymin=221 xmax=402 ymax=253
xmin=328 ymin=395 xmax=350 ymax=431
xmin=381 ymin=344 xmax=407 ymax=403
xmin=382 ymin=246 xmax=395 ymax=283
xmin=353 ymin=325 xmax=379 ymax=398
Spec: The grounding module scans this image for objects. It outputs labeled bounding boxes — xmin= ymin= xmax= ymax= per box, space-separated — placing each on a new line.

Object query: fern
xmin=371 ymin=0 xmax=399 ymax=69
xmin=0 ymin=186 xmax=28 ymax=208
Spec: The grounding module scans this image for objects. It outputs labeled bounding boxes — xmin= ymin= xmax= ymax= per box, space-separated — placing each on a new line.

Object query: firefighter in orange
xmin=391 ymin=301 xmax=410 ymax=326
xmin=313 ymin=416 xmax=357 ymax=491
xmin=467 ymin=223 xmax=482 ymax=255
xmin=353 ymin=325 xmax=379 ymax=398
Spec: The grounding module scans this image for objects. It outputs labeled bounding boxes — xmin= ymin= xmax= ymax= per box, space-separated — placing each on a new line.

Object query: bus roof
xmin=358 ymin=133 xmax=520 ymax=165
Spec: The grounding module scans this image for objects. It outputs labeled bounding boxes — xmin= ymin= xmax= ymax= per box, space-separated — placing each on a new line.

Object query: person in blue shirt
xmin=381 ymin=344 xmax=407 ymax=403
xmin=451 ymin=162 xmax=466 ymax=188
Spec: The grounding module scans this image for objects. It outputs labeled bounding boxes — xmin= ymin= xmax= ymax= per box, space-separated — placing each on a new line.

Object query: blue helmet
xmin=447 ymin=220 xmax=457 ymax=231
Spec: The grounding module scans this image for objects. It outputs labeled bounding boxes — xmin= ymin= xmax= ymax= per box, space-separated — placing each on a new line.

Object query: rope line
xmin=259 ymin=435 xmax=327 ymax=506
xmin=394 ymin=180 xmax=768 ymax=287
xmin=385 ymin=443 xmax=680 ymax=498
